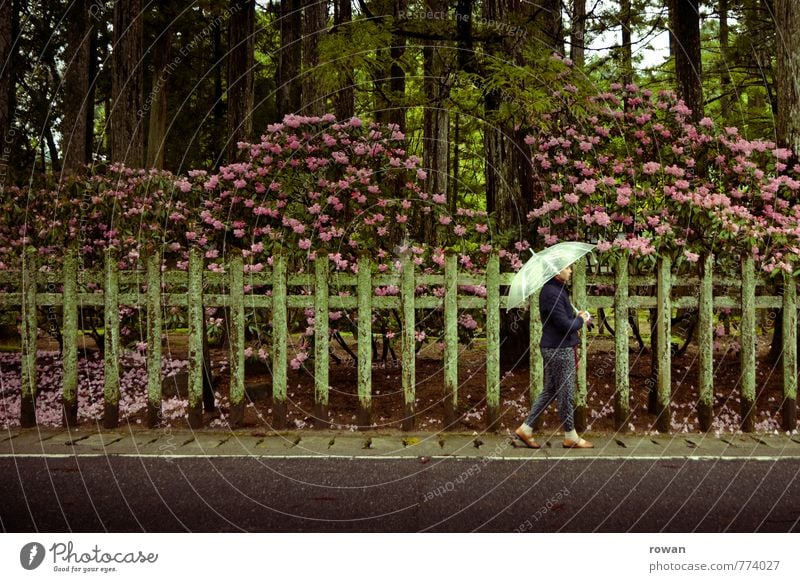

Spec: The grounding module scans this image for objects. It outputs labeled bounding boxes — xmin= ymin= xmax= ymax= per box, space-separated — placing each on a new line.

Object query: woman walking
xmin=515 ymin=262 xmax=594 ymax=449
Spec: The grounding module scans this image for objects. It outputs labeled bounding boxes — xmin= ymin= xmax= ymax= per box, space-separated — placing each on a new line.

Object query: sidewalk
xmin=3 ymin=428 xmax=800 ymax=459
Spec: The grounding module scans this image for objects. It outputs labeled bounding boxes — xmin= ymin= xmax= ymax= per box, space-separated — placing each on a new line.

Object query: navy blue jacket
xmin=539 ymin=278 xmax=583 ymax=348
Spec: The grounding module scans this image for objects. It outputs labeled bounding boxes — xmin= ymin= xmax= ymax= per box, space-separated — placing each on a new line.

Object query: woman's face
xmin=555 ymin=265 xmax=572 ymax=283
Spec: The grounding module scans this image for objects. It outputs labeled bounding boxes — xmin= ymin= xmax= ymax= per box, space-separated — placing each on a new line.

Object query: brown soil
xmin=28 ymin=331 xmax=791 ymax=434
xmin=196 ymin=334 xmax=789 ymax=434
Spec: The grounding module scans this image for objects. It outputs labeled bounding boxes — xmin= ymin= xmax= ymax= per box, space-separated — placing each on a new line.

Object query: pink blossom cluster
xmin=526 ymin=81 xmax=800 ymax=275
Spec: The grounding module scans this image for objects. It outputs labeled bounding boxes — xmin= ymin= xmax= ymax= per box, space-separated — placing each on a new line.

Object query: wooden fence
xmin=0 ymin=248 xmax=797 ymax=432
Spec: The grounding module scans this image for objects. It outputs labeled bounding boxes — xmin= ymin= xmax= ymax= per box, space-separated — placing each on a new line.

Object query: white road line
xmin=2 ymin=453 xmax=800 ymax=461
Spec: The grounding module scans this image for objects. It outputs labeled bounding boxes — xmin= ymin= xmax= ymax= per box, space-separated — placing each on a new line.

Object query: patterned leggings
xmin=524 ymin=347 xmax=576 ymax=431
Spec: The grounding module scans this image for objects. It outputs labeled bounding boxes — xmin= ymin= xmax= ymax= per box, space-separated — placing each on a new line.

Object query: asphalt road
xmin=2 ymin=456 xmax=799 ymax=532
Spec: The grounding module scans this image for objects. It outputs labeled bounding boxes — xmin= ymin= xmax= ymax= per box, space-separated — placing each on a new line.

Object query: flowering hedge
xmin=1 ymin=90 xmax=800 ymax=358
xmin=527 ymin=69 xmax=800 ymax=275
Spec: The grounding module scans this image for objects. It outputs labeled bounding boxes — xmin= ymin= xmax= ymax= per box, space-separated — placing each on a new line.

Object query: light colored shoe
xmin=514 ymin=426 xmax=541 ymax=449
xmin=563 ymin=437 xmax=593 ymax=449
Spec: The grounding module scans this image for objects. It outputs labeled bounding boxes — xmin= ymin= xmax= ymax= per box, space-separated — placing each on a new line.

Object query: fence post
xmin=614 ymin=252 xmax=629 ymax=431
xmin=655 ymin=255 xmax=672 ymax=433
xmin=485 ymin=253 xmax=500 ymax=429
xmin=401 ymin=252 xmax=416 ymax=431
xmin=740 ymin=257 xmax=756 ymax=432
xmin=357 ymin=255 xmax=372 ymax=427
xmin=20 ymin=247 xmax=37 ymax=427
xmin=146 ymin=249 xmax=163 ymax=428
xmin=187 ymin=247 xmax=204 ymax=428
xmin=314 ymin=256 xmax=330 ymax=427
xmin=697 ymin=254 xmax=714 ymax=431
xmin=229 ymin=249 xmax=245 ymax=427
xmin=782 ymin=275 xmax=797 ymax=431
xmin=103 ymin=249 xmax=121 ymax=429
xmin=529 ymin=290 xmax=543 ymax=430
xmin=272 ymin=252 xmax=288 ymax=430
xmin=444 ymin=253 xmax=458 ymax=425
xmin=62 ymin=244 xmax=79 ymax=427
xmin=572 ymin=257 xmax=588 ymax=432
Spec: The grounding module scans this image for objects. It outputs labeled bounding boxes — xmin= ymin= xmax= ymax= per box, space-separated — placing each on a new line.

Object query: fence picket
xmin=698 ymin=254 xmax=714 ymax=431
xmin=357 ymin=256 xmax=372 ymax=427
xmin=20 ymin=247 xmax=37 ymax=427
xmin=782 ymin=276 xmax=797 ymax=431
xmin=486 ymin=253 xmax=500 ymax=429
xmin=444 ymin=254 xmax=458 ymax=424
xmin=143 ymin=250 xmax=164 ymax=428
xmin=401 ymin=252 xmax=415 ymax=431
xmin=187 ymin=248 xmax=204 ymax=428
xmin=740 ymin=257 xmax=756 ymax=432
xmin=62 ymin=246 xmax=78 ymax=427
xmin=314 ymin=257 xmax=330 ymax=426
xmin=529 ymin=291 xmax=543 ymax=430
xmin=229 ymin=251 xmax=245 ymax=426
xmin=572 ymin=258 xmax=588 ymax=432
xmin=103 ymin=250 xmax=121 ymax=429
xmin=655 ymin=256 xmax=672 ymax=433
xmin=614 ymin=253 xmax=629 ymax=431
xmin=272 ymin=253 xmax=288 ymax=429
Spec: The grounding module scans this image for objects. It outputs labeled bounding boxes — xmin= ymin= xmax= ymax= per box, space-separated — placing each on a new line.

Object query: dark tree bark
xmin=388 ymin=0 xmax=408 ymax=132
xmin=213 ymin=11 xmax=225 ymax=165
xmin=62 ymin=0 xmax=92 ymax=172
xmin=146 ymin=19 xmax=172 ymax=169
xmin=302 ymin=0 xmax=327 ymax=116
xmin=719 ymin=0 xmax=731 ymax=120
xmin=421 ymin=0 xmax=451 ymax=242
xmin=85 ymin=14 xmax=98 ymax=161
xmin=535 ymin=0 xmax=563 ymax=53
xmin=332 ymin=0 xmax=354 ymax=119
xmin=110 ymin=0 xmax=145 ymax=166
xmin=774 ymin=0 xmax=800 ymax=431
xmin=277 ymin=0 xmax=302 ymax=118
xmin=570 ymin=0 xmax=586 ymax=67
xmin=620 ymin=0 xmax=633 ymax=86
xmin=0 ymin=0 xmax=14 ymax=179
xmin=483 ymin=0 xmax=531 ymax=235
xmin=227 ymin=0 xmax=255 ymax=162
xmin=670 ymin=0 xmax=703 ymax=120
xmin=775 ymin=0 xmax=800 ymax=156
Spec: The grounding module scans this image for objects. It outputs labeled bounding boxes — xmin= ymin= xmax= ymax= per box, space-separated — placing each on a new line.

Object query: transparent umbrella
xmin=506 ymin=242 xmax=596 ymax=311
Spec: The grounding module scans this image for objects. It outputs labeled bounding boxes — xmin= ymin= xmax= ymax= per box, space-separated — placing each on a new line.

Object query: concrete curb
xmin=2 ymin=428 xmax=800 ymax=460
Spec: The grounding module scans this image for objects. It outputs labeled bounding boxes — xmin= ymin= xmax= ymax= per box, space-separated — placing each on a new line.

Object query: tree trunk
xmin=227 ymin=0 xmax=255 ymax=162
xmin=332 ymin=0 xmax=354 ymax=119
xmin=670 ymin=0 xmax=703 ymax=120
xmin=213 ymin=11 xmax=225 ymax=165
xmin=620 ymin=0 xmax=633 ymax=86
xmin=775 ymin=0 xmax=800 ymax=157
xmin=277 ymin=0 xmax=302 ymax=118
xmin=0 ymin=0 xmax=16 ymax=178
xmin=62 ymin=0 xmax=92 ymax=173
xmin=111 ymin=0 xmax=144 ymax=167
xmin=421 ymin=0 xmax=450 ymax=242
xmin=86 ymin=16 xmax=98 ymax=161
xmin=536 ymin=0 xmax=563 ymax=54
xmin=389 ymin=0 xmax=408 ymax=132
xmin=44 ymin=123 xmax=60 ymax=172
xmin=146 ymin=23 xmax=172 ymax=169
xmin=570 ymin=0 xmax=586 ymax=67
xmin=302 ymin=0 xmax=327 ymax=116
xmin=719 ymin=0 xmax=731 ymax=121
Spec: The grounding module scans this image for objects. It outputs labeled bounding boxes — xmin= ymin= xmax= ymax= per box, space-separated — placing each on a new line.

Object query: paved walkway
xmin=3 ymin=428 xmax=800 ymax=460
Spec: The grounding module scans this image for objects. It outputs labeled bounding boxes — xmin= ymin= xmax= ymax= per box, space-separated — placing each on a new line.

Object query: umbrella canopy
xmin=506 ymin=242 xmax=596 ymax=311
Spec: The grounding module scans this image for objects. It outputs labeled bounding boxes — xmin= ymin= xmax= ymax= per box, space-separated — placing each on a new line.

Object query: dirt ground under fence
xmin=0 ymin=332 xmax=794 ymax=434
